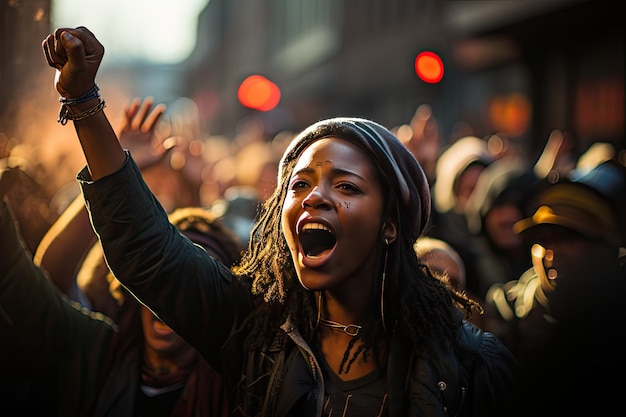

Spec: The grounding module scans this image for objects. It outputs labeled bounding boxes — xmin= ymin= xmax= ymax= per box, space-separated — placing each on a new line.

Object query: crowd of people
xmin=0 ymin=25 xmax=624 ymax=416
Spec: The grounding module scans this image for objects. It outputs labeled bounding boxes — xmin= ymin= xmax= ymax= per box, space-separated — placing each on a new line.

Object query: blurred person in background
xmin=1 ymin=95 xmax=242 ymax=416
xmin=210 ymin=136 xmax=282 ymax=246
xmin=394 ymin=104 xmax=441 ymax=185
xmin=464 ymin=156 xmax=538 ymax=300
xmin=0 ymin=136 xmax=57 ymax=252
xmin=210 ymin=127 xmax=290 ymax=247
xmin=1 ymin=164 xmax=241 ymax=416
xmin=0 ymin=170 xmax=55 ymax=415
xmin=427 ymin=135 xmax=495 ymax=299
xmin=414 ymin=236 xmax=484 ymax=328
xmin=482 ymin=159 xmax=626 ymax=416
xmin=531 ymin=128 xmax=577 ymax=180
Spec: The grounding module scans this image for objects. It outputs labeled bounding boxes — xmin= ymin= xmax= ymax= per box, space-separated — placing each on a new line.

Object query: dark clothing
xmin=484 ymin=265 xmax=626 ymax=416
xmin=427 ymin=210 xmax=483 ymax=299
xmin=78 ymin=153 xmax=520 ymax=417
xmin=0 ymin=201 xmax=229 ymax=417
xmin=1 ymin=200 xmax=112 ymax=416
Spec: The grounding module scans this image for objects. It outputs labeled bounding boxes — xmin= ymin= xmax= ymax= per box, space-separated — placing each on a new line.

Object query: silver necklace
xmin=318 ymin=318 xmax=362 ymax=337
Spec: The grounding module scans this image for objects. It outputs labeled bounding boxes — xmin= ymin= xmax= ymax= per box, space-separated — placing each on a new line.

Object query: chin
xmin=297 ymin=273 xmax=329 ymax=292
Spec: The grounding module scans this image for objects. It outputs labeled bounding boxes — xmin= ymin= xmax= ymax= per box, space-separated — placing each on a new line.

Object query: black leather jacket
xmin=79 ymin=154 xmax=520 ymax=417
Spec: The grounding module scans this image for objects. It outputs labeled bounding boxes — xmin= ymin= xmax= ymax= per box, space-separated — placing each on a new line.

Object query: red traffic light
xmin=414 ymin=51 xmax=444 ymax=84
xmin=238 ymin=75 xmax=281 ymax=112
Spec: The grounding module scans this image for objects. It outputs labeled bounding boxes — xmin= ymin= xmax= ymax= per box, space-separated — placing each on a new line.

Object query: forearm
xmin=33 ymin=193 xmax=96 ymax=294
xmin=69 ymin=97 xmax=126 ymax=180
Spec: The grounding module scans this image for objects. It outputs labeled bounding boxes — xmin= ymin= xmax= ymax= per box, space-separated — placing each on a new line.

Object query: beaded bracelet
xmin=58 ymin=84 xmax=102 ymax=125
xmin=58 ymin=98 xmax=106 ymax=125
xmin=59 ymin=84 xmax=100 ymax=106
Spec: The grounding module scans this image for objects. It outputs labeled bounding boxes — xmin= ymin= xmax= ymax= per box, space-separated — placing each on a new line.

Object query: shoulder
xmin=455 ymin=322 xmax=522 ymax=415
xmin=457 ymin=321 xmax=518 ymax=365
xmin=412 ymin=322 xmax=520 ymax=416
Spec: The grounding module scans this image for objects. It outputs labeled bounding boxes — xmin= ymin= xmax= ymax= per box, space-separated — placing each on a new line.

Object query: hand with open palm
xmin=118 ymin=96 xmax=180 ymax=170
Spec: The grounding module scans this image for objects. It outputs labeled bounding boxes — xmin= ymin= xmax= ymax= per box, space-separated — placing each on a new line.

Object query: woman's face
xmin=281 ymin=137 xmax=386 ymax=294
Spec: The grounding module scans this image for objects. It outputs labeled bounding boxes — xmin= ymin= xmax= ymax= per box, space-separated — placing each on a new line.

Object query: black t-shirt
xmin=317 ymin=349 xmax=388 ymax=417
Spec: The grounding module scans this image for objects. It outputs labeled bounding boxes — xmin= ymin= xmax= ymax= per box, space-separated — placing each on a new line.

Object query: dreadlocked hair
xmin=374 ymin=188 xmax=478 ymax=357
xmin=232 ymin=164 xmax=294 ymax=303
xmin=424 ymin=265 xmax=485 ymax=322
xmin=232 ymin=155 xmax=320 ymax=349
xmin=339 ymin=336 xmax=367 ymax=374
xmin=240 ymin=283 xmax=319 ymax=351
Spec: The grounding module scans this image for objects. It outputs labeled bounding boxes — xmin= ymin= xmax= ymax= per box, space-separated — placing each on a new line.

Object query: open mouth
xmin=152 ymin=318 xmax=174 ymax=336
xmin=299 ymin=222 xmax=336 ymax=258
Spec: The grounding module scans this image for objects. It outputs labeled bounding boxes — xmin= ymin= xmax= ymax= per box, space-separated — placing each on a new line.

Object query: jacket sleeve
xmin=459 ymin=322 xmax=521 ymax=417
xmin=0 ymin=200 xmax=114 ymax=415
xmin=78 ymin=152 xmax=240 ymax=371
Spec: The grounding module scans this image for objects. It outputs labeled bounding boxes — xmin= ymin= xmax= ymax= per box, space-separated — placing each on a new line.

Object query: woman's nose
xmin=302 ymin=186 xmax=332 ymax=209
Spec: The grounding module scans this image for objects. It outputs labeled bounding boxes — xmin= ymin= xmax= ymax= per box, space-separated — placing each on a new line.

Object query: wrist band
xmin=59 ymin=84 xmax=100 ymax=105
xmin=58 ymin=84 xmax=103 ymax=125
xmin=58 ymin=98 xmax=106 ymax=125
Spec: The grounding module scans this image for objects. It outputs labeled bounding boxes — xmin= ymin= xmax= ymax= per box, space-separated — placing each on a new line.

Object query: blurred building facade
xmin=2 ymin=0 xmax=623 ymax=160
xmin=181 ymin=0 xmax=623 ymax=158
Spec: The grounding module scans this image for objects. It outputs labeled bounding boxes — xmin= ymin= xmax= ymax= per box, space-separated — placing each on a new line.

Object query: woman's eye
xmin=337 ymin=183 xmax=360 ymax=193
xmin=290 ymin=179 xmax=309 ymax=190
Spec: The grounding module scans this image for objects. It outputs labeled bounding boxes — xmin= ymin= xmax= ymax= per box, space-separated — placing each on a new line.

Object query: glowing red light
xmin=414 ymin=51 xmax=444 ymax=84
xmin=238 ymin=75 xmax=281 ymax=111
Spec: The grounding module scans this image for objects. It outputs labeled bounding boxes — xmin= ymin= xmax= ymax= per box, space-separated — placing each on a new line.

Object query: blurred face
xmin=454 ymin=164 xmax=484 ymax=211
xmin=140 ymin=306 xmax=193 ymax=357
xmin=484 ymin=204 xmax=523 ymax=250
xmin=281 ymin=138 xmax=386 ymax=295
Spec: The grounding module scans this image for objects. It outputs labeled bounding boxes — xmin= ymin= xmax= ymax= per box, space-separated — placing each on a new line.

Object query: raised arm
xmin=42 ymin=27 xmax=125 ymax=179
xmin=41 ymin=27 xmax=240 ymax=365
xmin=32 ymin=95 xmax=170 ymax=299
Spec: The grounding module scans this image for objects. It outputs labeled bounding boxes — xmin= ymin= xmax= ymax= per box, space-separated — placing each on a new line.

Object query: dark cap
xmin=513 ymin=181 xmax=620 ymax=245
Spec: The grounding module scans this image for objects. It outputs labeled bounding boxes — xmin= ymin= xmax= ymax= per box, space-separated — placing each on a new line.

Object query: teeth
xmin=301 ymin=222 xmax=332 ymax=233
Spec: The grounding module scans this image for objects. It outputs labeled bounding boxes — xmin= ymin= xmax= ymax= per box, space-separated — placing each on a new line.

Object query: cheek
xmin=342 ymin=204 xmax=383 ymax=242
xmin=281 ymin=197 xmax=298 ymax=246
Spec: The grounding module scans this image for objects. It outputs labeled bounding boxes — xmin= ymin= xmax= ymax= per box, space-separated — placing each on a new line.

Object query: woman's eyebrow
xmin=331 ymin=167 xmax=365 ymax=182
xmin=293 ymin=164 xmax=364 ymax=180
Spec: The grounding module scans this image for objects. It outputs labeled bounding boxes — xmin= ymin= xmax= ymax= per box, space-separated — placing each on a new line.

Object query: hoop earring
xmin=313 ymin=292 xmax=322 ymax=330
xmin=381 ymin=238 xmax=389 ymax=333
